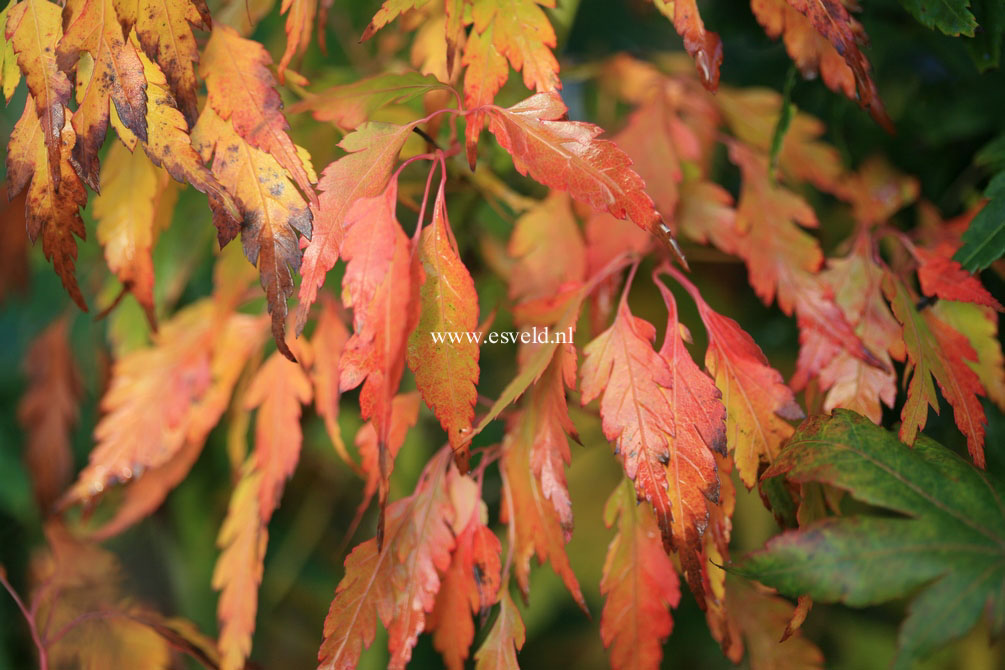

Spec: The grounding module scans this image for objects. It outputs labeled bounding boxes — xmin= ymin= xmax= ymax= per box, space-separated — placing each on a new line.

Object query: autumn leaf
xmin=580 ymin=296 xmax=678 ymax=550
xmin=297 ymin=122 xmax=415 ymax=328
xmin=200 ymin=24 xmax=317 ymax=205
xmin=502 ymin=345 xmax=586 ymax=608
xmin=407 ymin=181 xmax=480 ymax=470
xmin=291 ymin=71 xmax=447 ymax=130
xmin=318 ymin=451 xmax=458 ymax=670
xmin=487 ymin=92 xmax=683 ymax=261
xmin=7 ymin=95 xmax=88 ymax=310
xmin=474 ymin=591 xmax=525 ymax=670
xmin=356 ymin=391 xmax=421 ymax=519
xmin=278 ymin=0 xmax=317 ymax=82
xmin=736 ymin=410 xmax=1004 ymax=669
xmin=0 ymin=1 xmax=21 ymax=102
xmin=933 ymin=299 xmax=1005 ymax=412
xmin=914 ymin=245 xmax=1003 ymax=310
xmin=312 ymin=296 xmax=353 ymax=465
xmin=651 ymin=0 xmax=722 ymax=90
xmin=192 ymin=106 xmax=312 ymax=361
xmin=6 ymin=0 xmax=72 ymax=187
xmin=18 ymin=317 xmax=81 ymax=511
xmin=58 ymin=0 xmax=148 ymax=189
xmin=508 ymin=191 xmax=586 ymax=302
xmin=665 ymin=267 xmax=803 ymax=487
xmin=600 ymin=478 xmax=681 ymax=670
xmin=114 ymin=0 xmax=207 ymax=126
xmin=428 ymin=480 xmax=502 ymax=670
xmin=884 ymin=275 xmax=988 ymax=467
xmin=359 ymin=0 xmax=429 ymax=41
xmin=654 ymin=278 xmax=724 ymax=599
xmin=61 ymin=300 xmax=264 ymax=507
xmin=93 ymin=142 xmax=176 ymax=322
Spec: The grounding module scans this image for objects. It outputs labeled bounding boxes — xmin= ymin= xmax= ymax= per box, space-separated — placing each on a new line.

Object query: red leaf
xmin=600 ymin=478 xmax=681 ymax=670
xmin=651 ymin=0 xmax=722 ymax=90
xmin=312 ymin=296 xmax=353 ymax=465
xmin=356 ymin=392 xmax=421 ymax=517
xmin=915 ymin=246 xmax=1003 ymax=311
xmin=508 ymin=191 xmax=586 ymax=302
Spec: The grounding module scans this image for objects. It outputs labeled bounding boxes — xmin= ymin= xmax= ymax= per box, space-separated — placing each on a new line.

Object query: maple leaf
xmin=291 ymin=71 xmax=446 ymax=131
xmin=0 ymin=2 xmax=21 ymax=102
xmin=88 ymin=311 xmax=266 ymax=539
xmin=61 ymin=300 xmax=262 ymax=506
xmin=487 ymin=91 xmax=684 ymax=263
xmin=338 ymin=179 xmax=419 ymax=481
xmin=312 ymin=296 xmax=353 ymax=465
xmin=57 ymin=0 xmax=148 ymax=189
xmin=244 ymin=345 xmax=313 ymax=521
xmin=700 ymin=453 xmax=736 ymax=658
xmin=933 ymin=300 xmax=1005 ymax=412
xmin=356 ymin=392 xmax=421 ymax=518
xmin=297 ymin=122 xmax=415 ymax=328
xmin=501 ymin=346 xmax=586 ymax=608
xmin=200 ymin=24 xmax=317 ymax=206
xmin=508 ymin=191 xmax=586 ymax=302
xmin=474 ymin=591 xmax=525 ymax=670
xmin=116 ymin=42 xmax=241 ymax=245
xmin=114 ymin=0 xmax=207 ymax=126
xmin=884 ymin=275 xmax=988 ymax=467
xmin=278 ymin=0 xmax=317 ymax=82
xmin=93 ymin=142 xmax=175 ymax=322
xmin=407 ymin=182 xmax=480 ymax=469
xmin=600 ymin=478 xmax=681 ymax=670
xmin=665 ymin=267 xmax=803 ymax=487
xmin=737 ymin=410 xmax=1004 ymax=668
xmin=428 ymin=482 xmax=502 ymax=670
xmin=817 ymin=234 xmax=904 ymax=423
xmin=782 ymin=0 xmax=890 ymax=129
xmin=318 ymin=451 xmax=458 ymax=670
xmin=359 ymin=0 xmax=430 ymax=41
xmin=18 ymin=317 xmax=81 ymax=511
xmin=651 ymin=0 xmax=723 ymax=90
xmin=580 ymin=298 xmax=677 ymax=550
xmin=654 ymin=278 xmax=724 ymax=599
xmin=7 ymin=95 xmax=88 ymax=310
xmin=192 ymin=106 xmax=312 ymax=362
xmin=5 ymin=0 xmax=72 ymax=187
xmin=914 ymin=246 xmax=1003 ymax=310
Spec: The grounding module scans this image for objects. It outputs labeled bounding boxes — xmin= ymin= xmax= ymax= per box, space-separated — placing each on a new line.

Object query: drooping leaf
xmin=899 ymin=0 xmax=977 ymax=36
xmin=292 ymin=71 xmax=446 ymax=130
xmin=18 ymin=317 xmax=81 ymax=511
xmin=6 ymin=0 xmax=72 ymax=186
xmin=192 ymin=106 xmax=312 ymax=361
xmin=57 ymin=0 xmax=148 ymax=189
xmin=407 ymin=181 xmax=480 ymax=470
xmin=914 ymin=245 xmax=1003 ymax=310
xmin=428 ymin=481 xmax=502 ymax=670
xmin=599 ymin=478 xmax=681 ymax=670
xmin=508 ymin=191 xmax=586 ymax=302
xmin=953 ymin=195 xmax=1005 ymax=272
xmin=312 ymin=296 xmax=353 ymax=465
xmin=486 ymin=92 xmax=680 ymax=255
xmin=93 ymin=142 xmax=175 ymax=321
xmin=317 ymin=451 xmax=458 ymax=670
xmin=0 ymin=1 xmax=22 ymax=102
xmin=736 ymin=410 xmax=1005 ymax=669
xmin=297 ymin=122 xmax=414 ymax=328
xmin=114 ymin=0 xmax=207 ymax=126
xmin=651 ymin=0 xmax=722 ymax=90
xmin=277 ymin=0 xmax=318 ymax=81
xmin=884 ymin=275 xmax=988 ymax=467
xmin=200 ymin=24 xmax=317 ymax=205
xmin=933 ymin=299 xmax=1005 ymax=411
xmin=356 ymin=391 xmax=421 ymax=517
xmin=474 ymin=591 xmax=525 ymax=670
xmin=666 ymin=267 xmax=803 ymax=487
xmin=7 ymin=95 xmax=88 ymax=310
xmin=654 ymin=279 xmax=725 ymax=598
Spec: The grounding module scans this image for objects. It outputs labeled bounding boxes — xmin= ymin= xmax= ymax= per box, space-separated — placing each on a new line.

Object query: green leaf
xmin=954 ymin=195 xmax=1005 ymax=271
xmin=899 ymin=0 xmax=978 ymax=36
xmin=965 ymin=0 xmax=1004 ymax=71
xmin=734 ymin=410 xmax=1005 ymax=670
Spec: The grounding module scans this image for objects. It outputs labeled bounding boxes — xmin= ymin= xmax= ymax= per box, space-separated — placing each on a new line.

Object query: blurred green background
xmin=2 ymin=0 xmax=1004 ymax=668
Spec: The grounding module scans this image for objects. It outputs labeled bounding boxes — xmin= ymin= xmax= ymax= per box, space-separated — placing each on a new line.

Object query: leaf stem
xmin=0 ymin=567 xmax=48 ymax=670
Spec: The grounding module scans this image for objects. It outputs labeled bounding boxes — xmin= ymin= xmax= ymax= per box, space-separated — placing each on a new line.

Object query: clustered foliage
xmin=1 ymin=0 xmax=1004 ymax=669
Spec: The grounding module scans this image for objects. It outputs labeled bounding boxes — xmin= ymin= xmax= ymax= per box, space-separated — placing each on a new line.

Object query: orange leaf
xmin=933 ymin=300 xmax=1005 ymax=413
xmin=668 ymin=268 xmax=803 ymax=487
xmin=654 ymin=279 xmax=724 ymax=599
xmin=192 ymin=106 xmax=312 ymax=361
xmin=297 ymin=122 xmax=414 ymax=328
xmin=8 ymin=95 xmax=88 ymax=310
xmin=651 ymin=0 xmax=722 ymax=90
xmin=356 ymin=391 xmax=421 ymax=518
xmin=474 ymin=591 xmax=525 ymax=670
xmin=600 ymin=478 xmax=681 ymax=670
xmin=93 ymin=142 xmax=175 ymax=322
xmin=18 ymin=317 xmax=81 ymax=511
xmin=428 ymin=488 xmax=502 ymax=670
xmin=312 ymin=296 xmax=353 ymax=465
xmin=318 ymin=451 xmax=458 ymax=670
xmin=57 ymin=0 xmax=148 ymax=189
xmin=885 ymin=275 xmax=988 ymax=467
xmin=915 ymin=246 xmax=1003 ymax=311
xmin=407 ymin=182 xmax=480 ymax=469
xmin=5 ymin=0 xmax=72 ymax=188
xmin=114 ymin=0 xmax=207 ymax=126
xmin=278 ymin=0 xmax=318 ymax=82
xmin=580 ymin=300 xmax=676 ymax=550
xmin=508 ymin=191 xmax=586 ymax=302
xmin=200 ymin=24 xmax=317 ymax=206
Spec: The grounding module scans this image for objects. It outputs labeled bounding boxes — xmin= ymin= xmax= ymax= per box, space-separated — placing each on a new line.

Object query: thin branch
xmin=0 ymin=568 xmax=48 ymax=670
